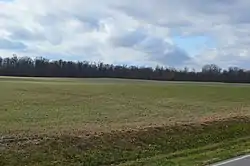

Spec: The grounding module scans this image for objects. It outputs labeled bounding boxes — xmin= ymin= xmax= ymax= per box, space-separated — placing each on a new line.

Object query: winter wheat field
xmin=1 ymin=77 xmax=250 ymax=166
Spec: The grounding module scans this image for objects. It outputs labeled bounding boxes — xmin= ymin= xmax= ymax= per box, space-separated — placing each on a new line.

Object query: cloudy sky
xmin=1 ymin=0 xmax=250 ymax=69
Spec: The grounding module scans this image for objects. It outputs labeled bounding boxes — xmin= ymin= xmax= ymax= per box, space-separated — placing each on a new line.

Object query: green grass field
xmin=1 ymin=77 xmax=250 ymax=166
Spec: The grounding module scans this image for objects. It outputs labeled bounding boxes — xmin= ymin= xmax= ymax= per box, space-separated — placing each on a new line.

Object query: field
xmin=1 ymin=77 xmax=250 ymax=166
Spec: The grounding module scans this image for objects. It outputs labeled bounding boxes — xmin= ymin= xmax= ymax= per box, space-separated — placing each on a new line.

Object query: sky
xmin=1 ymin=0 xmax=250 ymax=69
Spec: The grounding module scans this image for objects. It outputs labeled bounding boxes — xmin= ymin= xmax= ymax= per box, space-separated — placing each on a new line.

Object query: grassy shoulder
xmin=120 ymin=136 xmax=250 ymax=166
xmin=1 ymin=116 xmax=250 ymax=166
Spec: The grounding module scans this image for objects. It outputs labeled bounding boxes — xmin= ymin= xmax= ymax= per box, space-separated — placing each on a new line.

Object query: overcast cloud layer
xmin=1 ymin=0 xmax=250 ymax=69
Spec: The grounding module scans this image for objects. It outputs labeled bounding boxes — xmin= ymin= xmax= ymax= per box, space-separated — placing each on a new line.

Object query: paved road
xmin=211 ymin=155 xmax=250 ymax=166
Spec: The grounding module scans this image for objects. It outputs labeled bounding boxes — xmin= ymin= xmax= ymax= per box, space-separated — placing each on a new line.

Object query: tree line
xmin=0 ymin=55 xmax=250 ymax=83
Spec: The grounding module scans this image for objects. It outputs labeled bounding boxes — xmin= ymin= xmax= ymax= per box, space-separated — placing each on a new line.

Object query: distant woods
xmin=0 ymin=55 xmax=250 ymax=83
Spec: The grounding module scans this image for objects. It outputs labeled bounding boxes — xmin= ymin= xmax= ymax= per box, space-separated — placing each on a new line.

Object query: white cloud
xmin=0 ymin=0 xmax=250 ymax=69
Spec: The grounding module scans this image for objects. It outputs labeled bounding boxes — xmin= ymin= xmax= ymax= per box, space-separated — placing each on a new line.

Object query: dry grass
xmin=1 ymin=116 xmax=250 ymax=166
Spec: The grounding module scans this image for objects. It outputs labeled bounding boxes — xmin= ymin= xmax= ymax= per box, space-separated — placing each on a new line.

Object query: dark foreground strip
xmin=1 ymin=116 xmax=250 ymax=166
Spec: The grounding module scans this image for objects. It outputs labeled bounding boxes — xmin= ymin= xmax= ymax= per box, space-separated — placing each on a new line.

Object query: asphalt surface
xmin=211 ymin=155 xmax=250 ymax=166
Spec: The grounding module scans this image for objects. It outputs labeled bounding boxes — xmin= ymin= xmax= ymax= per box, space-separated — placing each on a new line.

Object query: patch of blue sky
xmin=172 ymin=35 xmax=215 ymax=57
xmin=0 ymin=38 xmax=27 ymax=50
